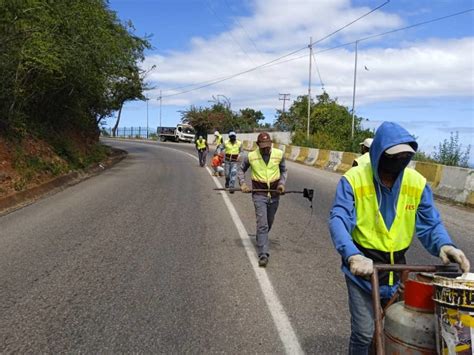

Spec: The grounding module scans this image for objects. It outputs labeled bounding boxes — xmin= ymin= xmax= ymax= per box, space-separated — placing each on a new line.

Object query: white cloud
xmin=143 ymin=0 xmax=474 ymax=115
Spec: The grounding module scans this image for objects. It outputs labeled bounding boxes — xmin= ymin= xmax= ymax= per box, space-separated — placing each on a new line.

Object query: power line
xmin=315 ymin=8 xmax=474 ymax=55
xmin=161 ymin=7 xmax=473 ymax=100
xmin=205 ymin=0 xmax=256 ymax=65
xmin=312 ymin=52 xmax=325 ymax=91
xmin=160 ymin=0 xmax=390 ymax=98
xmin=310 ymin=0 xmax=390 ymax=46
xmin=222 ymin=0 xmax=264 ymax=61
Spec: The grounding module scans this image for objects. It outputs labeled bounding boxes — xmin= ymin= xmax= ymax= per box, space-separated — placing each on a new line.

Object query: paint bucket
xmin=433 ymin=272 xmax=474 ymax=354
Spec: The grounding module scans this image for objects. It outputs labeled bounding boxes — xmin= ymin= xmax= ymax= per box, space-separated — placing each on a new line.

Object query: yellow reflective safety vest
xmin=224 ymin=139 xmax=242 ymax=155
xmin=344 ymin=165 xmax=426 ymax=285
xmin=248 ymin=148 xmax=283 ymax=195
xmin=215 ymin=134 xmax=223 ymax=145
xmin=354 ymin=152 xmax=370 ymax=167
xmin=196 ymin=139 xmax=207 ymax=150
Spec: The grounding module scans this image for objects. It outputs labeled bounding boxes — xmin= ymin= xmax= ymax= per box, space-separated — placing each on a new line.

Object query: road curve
xmin=0 ymin=139 xmax=472 ymax=354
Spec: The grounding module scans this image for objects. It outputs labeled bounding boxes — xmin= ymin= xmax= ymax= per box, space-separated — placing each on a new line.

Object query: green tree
xmin=0 ymin=0 xmax=150 ymax=139
xmin=432 ymin=132 xmax=471 ymax=168
xmin=275 ymin=92 xmax=373 ymax=152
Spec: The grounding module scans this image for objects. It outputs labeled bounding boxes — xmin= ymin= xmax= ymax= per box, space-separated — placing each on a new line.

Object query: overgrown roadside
xmin=0 ymin=134 xmax=127 ymax=216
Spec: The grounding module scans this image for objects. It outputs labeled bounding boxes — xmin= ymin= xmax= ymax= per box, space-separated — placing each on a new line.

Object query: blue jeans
xmin=345 ymin=276 xmax=375 ymax=355
xmin=345 ymin=275 xmax=399 ymax=354
xmin=224 ymin=160 xmax=238 ymax=188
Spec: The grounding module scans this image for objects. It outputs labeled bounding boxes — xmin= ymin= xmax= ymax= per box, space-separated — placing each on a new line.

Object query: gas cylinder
xmin=384 ymin=276 xmax=437 ymax=354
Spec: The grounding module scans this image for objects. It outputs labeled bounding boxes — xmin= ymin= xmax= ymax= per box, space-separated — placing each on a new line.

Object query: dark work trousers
xmin=253 ymin=194 xmax=279 ymax=257
xmin=197 ymin=149 xmax=207 ymax=167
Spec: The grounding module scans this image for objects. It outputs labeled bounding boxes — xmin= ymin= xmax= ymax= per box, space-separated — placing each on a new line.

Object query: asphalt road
xmin=0 ymin=139 xmax=472 ymax=354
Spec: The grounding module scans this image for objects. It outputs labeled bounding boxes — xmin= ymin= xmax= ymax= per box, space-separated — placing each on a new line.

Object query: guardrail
xmin=241 ymin=140 xmax=474 ymax=207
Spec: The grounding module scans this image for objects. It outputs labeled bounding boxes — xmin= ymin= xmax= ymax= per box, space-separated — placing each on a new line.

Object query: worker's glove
xmin=439 ymin=245 xmax=471 ymax=273
xmin=348 ymin=254 xmax=374 ymax=277
xmin=277 ymin=185 xmax=285 ymax=195
xmin=240 ymin=183 xmax=251 ymax=193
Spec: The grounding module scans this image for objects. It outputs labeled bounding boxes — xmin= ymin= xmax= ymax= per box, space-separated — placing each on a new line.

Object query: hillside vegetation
xmin=0 ymin=0 xmax=149 ymax=196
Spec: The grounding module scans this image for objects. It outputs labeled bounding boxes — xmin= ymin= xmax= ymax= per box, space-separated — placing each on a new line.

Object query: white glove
xmin=348 ymin=254 xmax=374 ymax=277
xmin=439 ymin=245 xmax=471 ymax=273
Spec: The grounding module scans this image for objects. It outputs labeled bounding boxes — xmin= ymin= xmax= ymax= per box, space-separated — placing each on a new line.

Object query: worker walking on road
xmin=328 ymin=121 xmax=470 ymax=355
xmin=238 ymin=132 xmax=287 ymax=267
xmin=213 ymin=130 xmax=224 ymax=154
xmin=352 ymin=137 xmax=373 ymax=167
xmin=224 ymin=131 xmax=242 ymax=191
xmin=195 ymin=135 xmax=209 ymax=167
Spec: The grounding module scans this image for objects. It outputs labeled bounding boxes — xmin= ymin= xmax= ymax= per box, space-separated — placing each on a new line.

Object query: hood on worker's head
xmin=370 ymin=121 xmax=418 ymax=183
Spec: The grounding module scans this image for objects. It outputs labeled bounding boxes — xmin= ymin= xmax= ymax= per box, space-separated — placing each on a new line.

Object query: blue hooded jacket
xmin=329 ymin=122 xmax=454 ymax=297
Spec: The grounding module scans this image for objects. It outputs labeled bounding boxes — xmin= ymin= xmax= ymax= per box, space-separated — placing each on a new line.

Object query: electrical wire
xmin=160 ymin=0 xmax=390 ymax=98
xmin=223 ymin=0 xmax=264 ymax=61
xmin=312 ymin=52 xmax=325 ymax=91
xmin=159 ymin=6 xmax=473 ymax=100
xmin=205 ymin=0 xmax=256 ymax=65
xmin=315 ymin=8 xmax=474 ymax=55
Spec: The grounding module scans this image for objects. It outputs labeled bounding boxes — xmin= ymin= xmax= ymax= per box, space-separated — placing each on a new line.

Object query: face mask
xmin=379 ymin=153 xmax=412 ymax=175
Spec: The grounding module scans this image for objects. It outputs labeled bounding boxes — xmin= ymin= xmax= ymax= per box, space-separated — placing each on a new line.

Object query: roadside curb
xmin=0 ymin=147 xmax=127 ymax=216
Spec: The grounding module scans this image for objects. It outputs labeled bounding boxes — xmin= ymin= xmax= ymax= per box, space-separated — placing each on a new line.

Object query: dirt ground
xmin=0 ymin=136 xmax=68 ymax=197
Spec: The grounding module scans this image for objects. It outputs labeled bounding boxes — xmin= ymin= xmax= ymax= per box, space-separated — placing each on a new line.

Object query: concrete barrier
xmin=414 ymin=161 xmax=444 ymax=188
xmin=327 ymin=151 xmax=343 ymax=172
xmin=284 ymin=145 xmax=292 ymax=160
xmin=433 ymin=166 xmax=474 ymax=205
xmin=296 ymin=147 xmax=309 ymax=164
xmin=304 ymin=148 xmax=319 ymax=166
xmin=239 ymin=138 xmax=473 ymax=206
xmin=315 ymin=149 xmax=330 ymax=169
xmin=337 ymin=152 xmax=359 ymax=173
xmin=288 ymin=146 xmax=301 ymax=162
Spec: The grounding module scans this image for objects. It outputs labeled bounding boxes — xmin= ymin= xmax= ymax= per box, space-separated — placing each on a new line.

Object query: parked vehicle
xmin=158 ymin=124 xmax=195 ymax=143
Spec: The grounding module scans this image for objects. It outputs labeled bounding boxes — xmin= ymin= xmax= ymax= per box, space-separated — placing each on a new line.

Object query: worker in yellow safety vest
xmin=352 ymin=137 xmax=373 ymax=167
xmin=329 ymin=121 xmax=470 ymax=354
xmin=195 ymin=135 xmax=209 ymax=167
xmin=213 ymin=130 xmax=224 ymax=154
xmin=238 ymin=132 xmax=287 ymax=267
xmin=223 ymin=131 xmax=242 ymax=192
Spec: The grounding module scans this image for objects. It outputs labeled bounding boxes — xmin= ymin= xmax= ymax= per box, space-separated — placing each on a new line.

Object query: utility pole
xmin=307 ymin=36 xmax=312 ymax=140
xmin=351 ymin=40 xmax=359 ymax=139
xmin=279 ymin=93 xmax=290 ymax=115
xmin=146 ymin=97 xmax=149 ymax=139
xmin=159 ymin=89 xmax=162 ymax=130
xmin=279 ymin=93 xmax=290 ymax=129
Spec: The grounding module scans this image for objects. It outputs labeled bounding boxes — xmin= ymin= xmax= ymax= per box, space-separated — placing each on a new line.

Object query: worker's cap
xmin=385 ymin=143 xmax=416 ymax=155
xmin=257 ymin=132 xmax=272 ymax=148
xmin=228 ymin=131 xmax=237 ymax=137
xmin=214 ymin=131 xmax=219 ymax=136
xmin=198 ymin=135 xmax=203 ymax=139
xmin=359 ymin=138 xmax=373 ymax=148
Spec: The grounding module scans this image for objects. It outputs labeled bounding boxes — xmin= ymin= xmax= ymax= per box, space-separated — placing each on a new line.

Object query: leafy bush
xmin=432 ymin=132 xmax=471 ymax=168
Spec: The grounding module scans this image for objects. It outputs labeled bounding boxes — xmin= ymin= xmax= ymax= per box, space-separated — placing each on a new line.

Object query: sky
xmin=106 ymin=0 xmax=474 ymax=163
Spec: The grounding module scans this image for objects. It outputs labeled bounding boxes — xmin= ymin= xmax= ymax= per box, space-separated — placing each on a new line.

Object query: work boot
xmin=225 ymin=179 xmax=229 ymax=189
xmin=258 ymin=255 xmax=269 ymax=267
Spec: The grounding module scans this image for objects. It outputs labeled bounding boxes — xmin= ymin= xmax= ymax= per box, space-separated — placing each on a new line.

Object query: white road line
xmin=182 ymin=151 xmax=304 ymax=355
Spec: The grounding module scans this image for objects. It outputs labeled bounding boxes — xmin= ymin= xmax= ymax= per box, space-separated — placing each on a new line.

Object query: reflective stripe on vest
xmin=224 ymin=140 xmax=242 ymax=154
xmin=196 ymin=139 xmax=207 ymax=150
xmin=344 ymin=166 xmax=426 ymax=285
xmin=248 ymin=148 xmax=283 ymax=191
xmin=354 ymin=152 xmax=370 ymax=167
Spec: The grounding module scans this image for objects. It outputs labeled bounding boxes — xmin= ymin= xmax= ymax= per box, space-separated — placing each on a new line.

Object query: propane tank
xmin=384 ymin=275 xmax=437 ymax=354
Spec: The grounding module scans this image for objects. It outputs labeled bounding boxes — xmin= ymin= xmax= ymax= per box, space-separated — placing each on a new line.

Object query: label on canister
xmin=433 ymin=273 xmax=474 ymax=355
